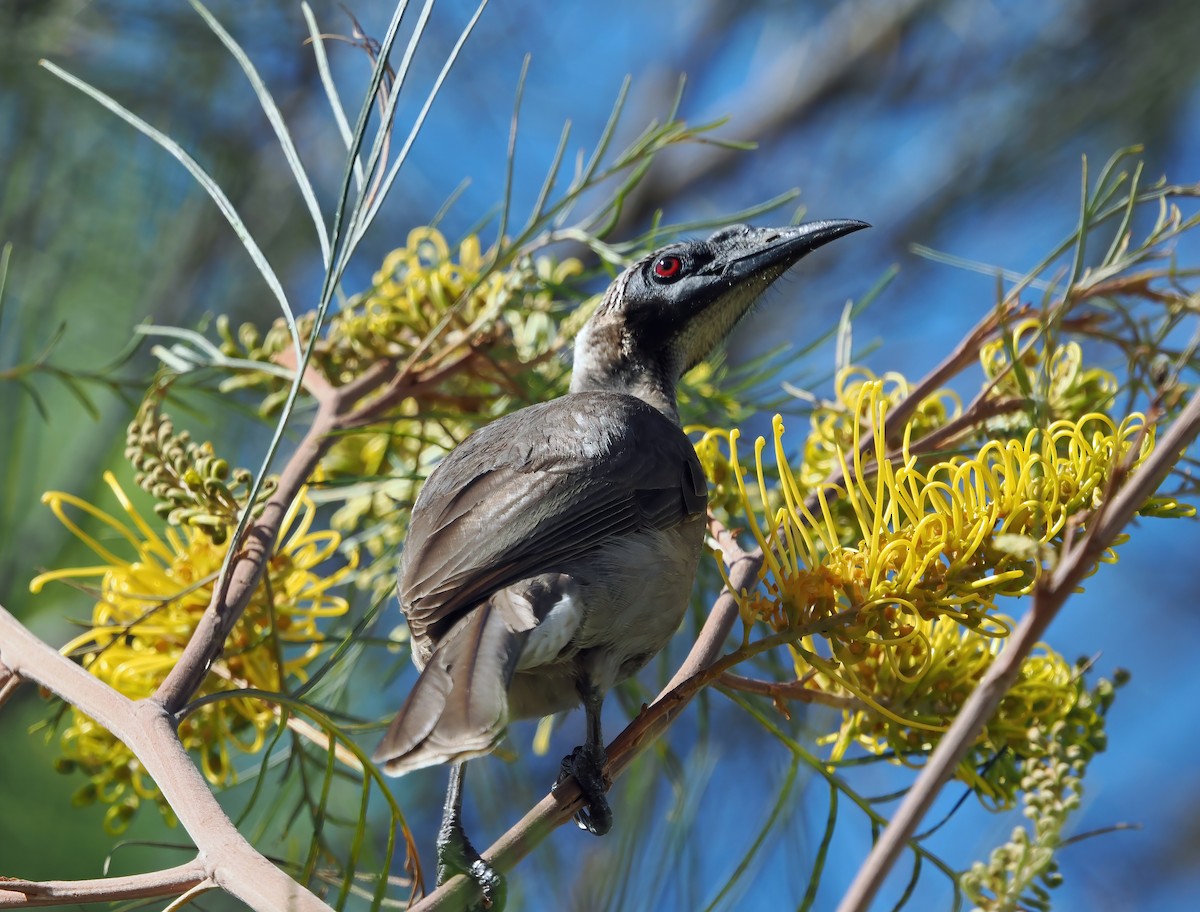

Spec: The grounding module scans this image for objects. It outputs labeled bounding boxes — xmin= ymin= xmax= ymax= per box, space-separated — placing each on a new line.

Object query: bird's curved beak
xmin=669 ymin=219 xmax=869 ymax=376
xmin=717 ymin=219 xmax=870 ymax=283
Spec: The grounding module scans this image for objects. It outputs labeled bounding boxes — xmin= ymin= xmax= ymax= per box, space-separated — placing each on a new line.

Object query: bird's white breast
xmin=516 ymin=591 xmax=582 ymax=671
xmin=572 ymin=519 xmax=705 ymax=688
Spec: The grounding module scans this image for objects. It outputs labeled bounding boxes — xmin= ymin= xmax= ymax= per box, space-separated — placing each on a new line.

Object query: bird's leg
xmin=555 ymin=679 xmax=613 ymax=835
xmin=435 ymin=761 xmax=505 ymax=909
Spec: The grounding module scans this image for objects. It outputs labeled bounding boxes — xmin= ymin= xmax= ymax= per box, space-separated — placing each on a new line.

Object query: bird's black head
xmin=571 ymin=220 xmax=869 ymax=420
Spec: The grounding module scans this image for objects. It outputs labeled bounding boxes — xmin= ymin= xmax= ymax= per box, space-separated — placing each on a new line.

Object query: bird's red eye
xmin=653 ymin=256 xmax=683 ymax=280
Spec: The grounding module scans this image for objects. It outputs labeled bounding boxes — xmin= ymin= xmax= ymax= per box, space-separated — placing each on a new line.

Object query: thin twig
xmin=0 ymin=658 xmax=20 ymax=711
xmin=342 ymin=345 xmax=479 ymax=430
xmin=717 ymin=671 xmax=859 ymax=711
xmin=891 ymin=395 xmax=1027 ymax=458
xmin=0 ymin=861 xmax=209 ymax=908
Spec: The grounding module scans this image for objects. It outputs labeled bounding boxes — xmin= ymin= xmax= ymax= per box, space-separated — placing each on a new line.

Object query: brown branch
xmin=0 ymin=604 xmax=334 ymax=912
xmin=705 ymin=512 xmax=750 ymax=566
xmin=890 ymin=394 xmax=1027 ymax=459
xmin=273 ymin=347 xmax=341 ymax=402
xmin=717 ymin=671 xmax=859 ymax=711
xmin=153 ymin=394 xmax=348 ymax=714
xmin=664 ymin=510 xmax=773 ymax=692
xmin=0 ymin=861 xmax=209 ymax=908
xmin=334 ymin=357 xmax=400 ymax=405
xmin=342 ymin=346 xmax=478 ymax=430
xmin=1075 ymin=268 xmax=1186 ymax=305
xmin=835 ymin=383 xmax=1200 ymax=912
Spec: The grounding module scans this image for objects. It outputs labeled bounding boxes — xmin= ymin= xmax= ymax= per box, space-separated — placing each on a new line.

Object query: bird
xmin=373 ymin=219 xmax=868 ymax=907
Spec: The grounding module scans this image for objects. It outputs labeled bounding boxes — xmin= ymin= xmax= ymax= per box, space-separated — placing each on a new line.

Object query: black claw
xmin=436 ymin=819 xmax=506 ymax=910
xmin=555 ymin=742 xmax=613 ymax=836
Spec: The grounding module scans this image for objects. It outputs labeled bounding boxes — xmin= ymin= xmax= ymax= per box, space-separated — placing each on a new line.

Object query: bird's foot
xmin=436 ymin=818 xmax=505 ymax=910
xmin=555 ymin=741 xmax=613 ymax=836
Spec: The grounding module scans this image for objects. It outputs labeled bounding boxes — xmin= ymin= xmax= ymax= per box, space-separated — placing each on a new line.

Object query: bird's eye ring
xmin=652 ymin=256 xmax=683 ymax=282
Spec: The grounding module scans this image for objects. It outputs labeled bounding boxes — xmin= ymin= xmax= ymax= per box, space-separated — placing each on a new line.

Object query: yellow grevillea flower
xmin=344 ymin=227 xmax=498 ymax=343
xmin=333 ymin=227 xmax=583 ymax=367
xmin=801 ymin=367 xmax=962 ymax=489
xmin=30 ymin=472 xmax=354 ymax=832
xmin=980 ymin=318 xmax=1119 ymax=423
xmin=219 ymin=227 xmax=582 ymax=406
xmin=713 ymin=373 xmax=1156 ymax=801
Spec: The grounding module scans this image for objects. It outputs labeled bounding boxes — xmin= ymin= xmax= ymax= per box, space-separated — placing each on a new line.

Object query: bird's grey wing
xmin=373 ymin=574 xmax=570 ymax=774
xmin=399 ymin=392 xmax=707 ymax=645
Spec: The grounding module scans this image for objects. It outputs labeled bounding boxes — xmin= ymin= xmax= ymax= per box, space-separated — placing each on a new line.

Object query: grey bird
xmin=373 ymin=219 xmax=867 ymax=905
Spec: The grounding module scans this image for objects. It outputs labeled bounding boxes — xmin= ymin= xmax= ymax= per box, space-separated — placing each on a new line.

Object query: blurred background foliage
xmin=2 ymin=0 xmax=1199 ymax=910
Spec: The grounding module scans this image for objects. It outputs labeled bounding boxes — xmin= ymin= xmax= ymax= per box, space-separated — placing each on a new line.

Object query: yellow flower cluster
xmin=801 ymin=367 xmax=962 ymax=489
xmin=980 ymin=319 xmax=1119 ymax=427
xmin=30 ymin=473 xmax=353 ymax=832
xmin=711 ymin=362 xmax=1162 ymax=801
xmin=219 ymin=227 xmax=582 ymax=405
xmin=358 ymin=229 xmax=580 ymax=352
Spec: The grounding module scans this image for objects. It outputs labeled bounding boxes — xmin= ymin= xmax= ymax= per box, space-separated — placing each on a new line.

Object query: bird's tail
xmin=372 ymin=595 xmax=529 ymax=776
